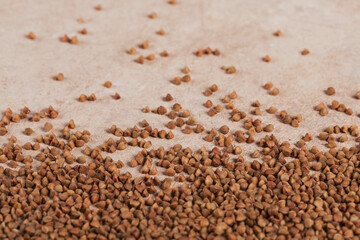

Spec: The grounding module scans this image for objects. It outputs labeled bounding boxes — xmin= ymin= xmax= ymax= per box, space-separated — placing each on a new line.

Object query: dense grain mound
xmin=1 ymin=0 xmax=360 ymax=239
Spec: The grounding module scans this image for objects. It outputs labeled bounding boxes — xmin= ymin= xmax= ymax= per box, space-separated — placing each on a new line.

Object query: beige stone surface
xmin=1 ymin=0 xmax=360 ymax=175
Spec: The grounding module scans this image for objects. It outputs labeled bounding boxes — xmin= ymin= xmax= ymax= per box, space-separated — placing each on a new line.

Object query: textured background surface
xmin=1 ymin=0 xmax=360 ymax=175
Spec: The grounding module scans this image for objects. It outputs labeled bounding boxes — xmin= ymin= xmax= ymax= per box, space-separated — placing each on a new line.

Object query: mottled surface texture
xmin=1 ymin=0 xmax=360 ymax=169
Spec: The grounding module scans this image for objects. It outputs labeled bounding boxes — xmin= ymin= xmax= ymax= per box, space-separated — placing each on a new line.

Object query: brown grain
xmin=103 ymin=81 xmax=112 ymax=88
xmin=157 ymin=29 xmax=165 ymax=35
xmin=264 ymin=82 xmax=273 ymax=90
xmin=140 ymin=41 xmax=149 ymax=49
xmin=128 ymin=47 xmax=137 ymax=55
xmin=267 ymin=106 xmax=277 ymax=114
xmin=79 ymin=94 xmax=87 ymax=102
xmin=61 ymin=34 xmax=69 ymax=42
xmin=0 ymin=127 xmax=7 ymax=136
xmin=274 ymin=30 xmax=282 ymax=37
xmin=80 ymin=28 xmax=88 ymax=34
xmin=160 ymin=50 xmax=169 ymax=57
xmin=70 ymin=36 xmax=79 ymax=44
xmin=204 ymin=100 xmax=213 ymax=108
xmin=355 ymin=91 xmax=360 ymax=99
xmin=172 ymin=103 xmax=182 ymax=111
xmin=301 ymin=48 xmax=310 ymax=55
xmin=27 ymin=32 xmax=36 ymax=40
xmin=113 ymin=93 xmax=121 ymax=100
xmin=270 ymin=88 xmax=279 ymax=96
xmin=263 ymin=124 xmax=274 ymax=132
xmin=195 ymin=49 xmax=203 ymax=56
xmin=172 ymin=76 xmax=181 ymax=85
xmin=88 ymin=93 xmax=96 ymax=101
xmin=229 ymin=91 xmax=237 ymax=99
xmin=147 ymin=54 xmax=155 ymax=61
xmin=165 ymin=93 xmax=173 ymax=101
xmin=137 ymin=56 xmax=145 ymax=64
xmin=182 ymin=75 xmax=191 ymax=82
xmin=44 ymin=122 xmax=53 ymax=132
xmin=55 ymin=73 xmax=64 ymax=81
xmin=262 ymin=55 xmax=271 ymax=62
xmin=24 ymin=128 xmax=34 ymax=136
xmin=182 ymin=66 xmax=190 ymax=74
xmin=149 ymin=12 xmax=158 ymax=19
xmin=143 ymin=106 xmax=150 ymax=113
xmin=222 ymin=66 xmax=236 ymax=74
xmin=208 ymin=108 xmax=217 ymax=117
xmin=325 ymin=87 xmax=335 ymax=95
xmin=157 ymin=106 xmax=167 ymax=115
xmin=210 ymin=84 xmax=218 ymax=92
